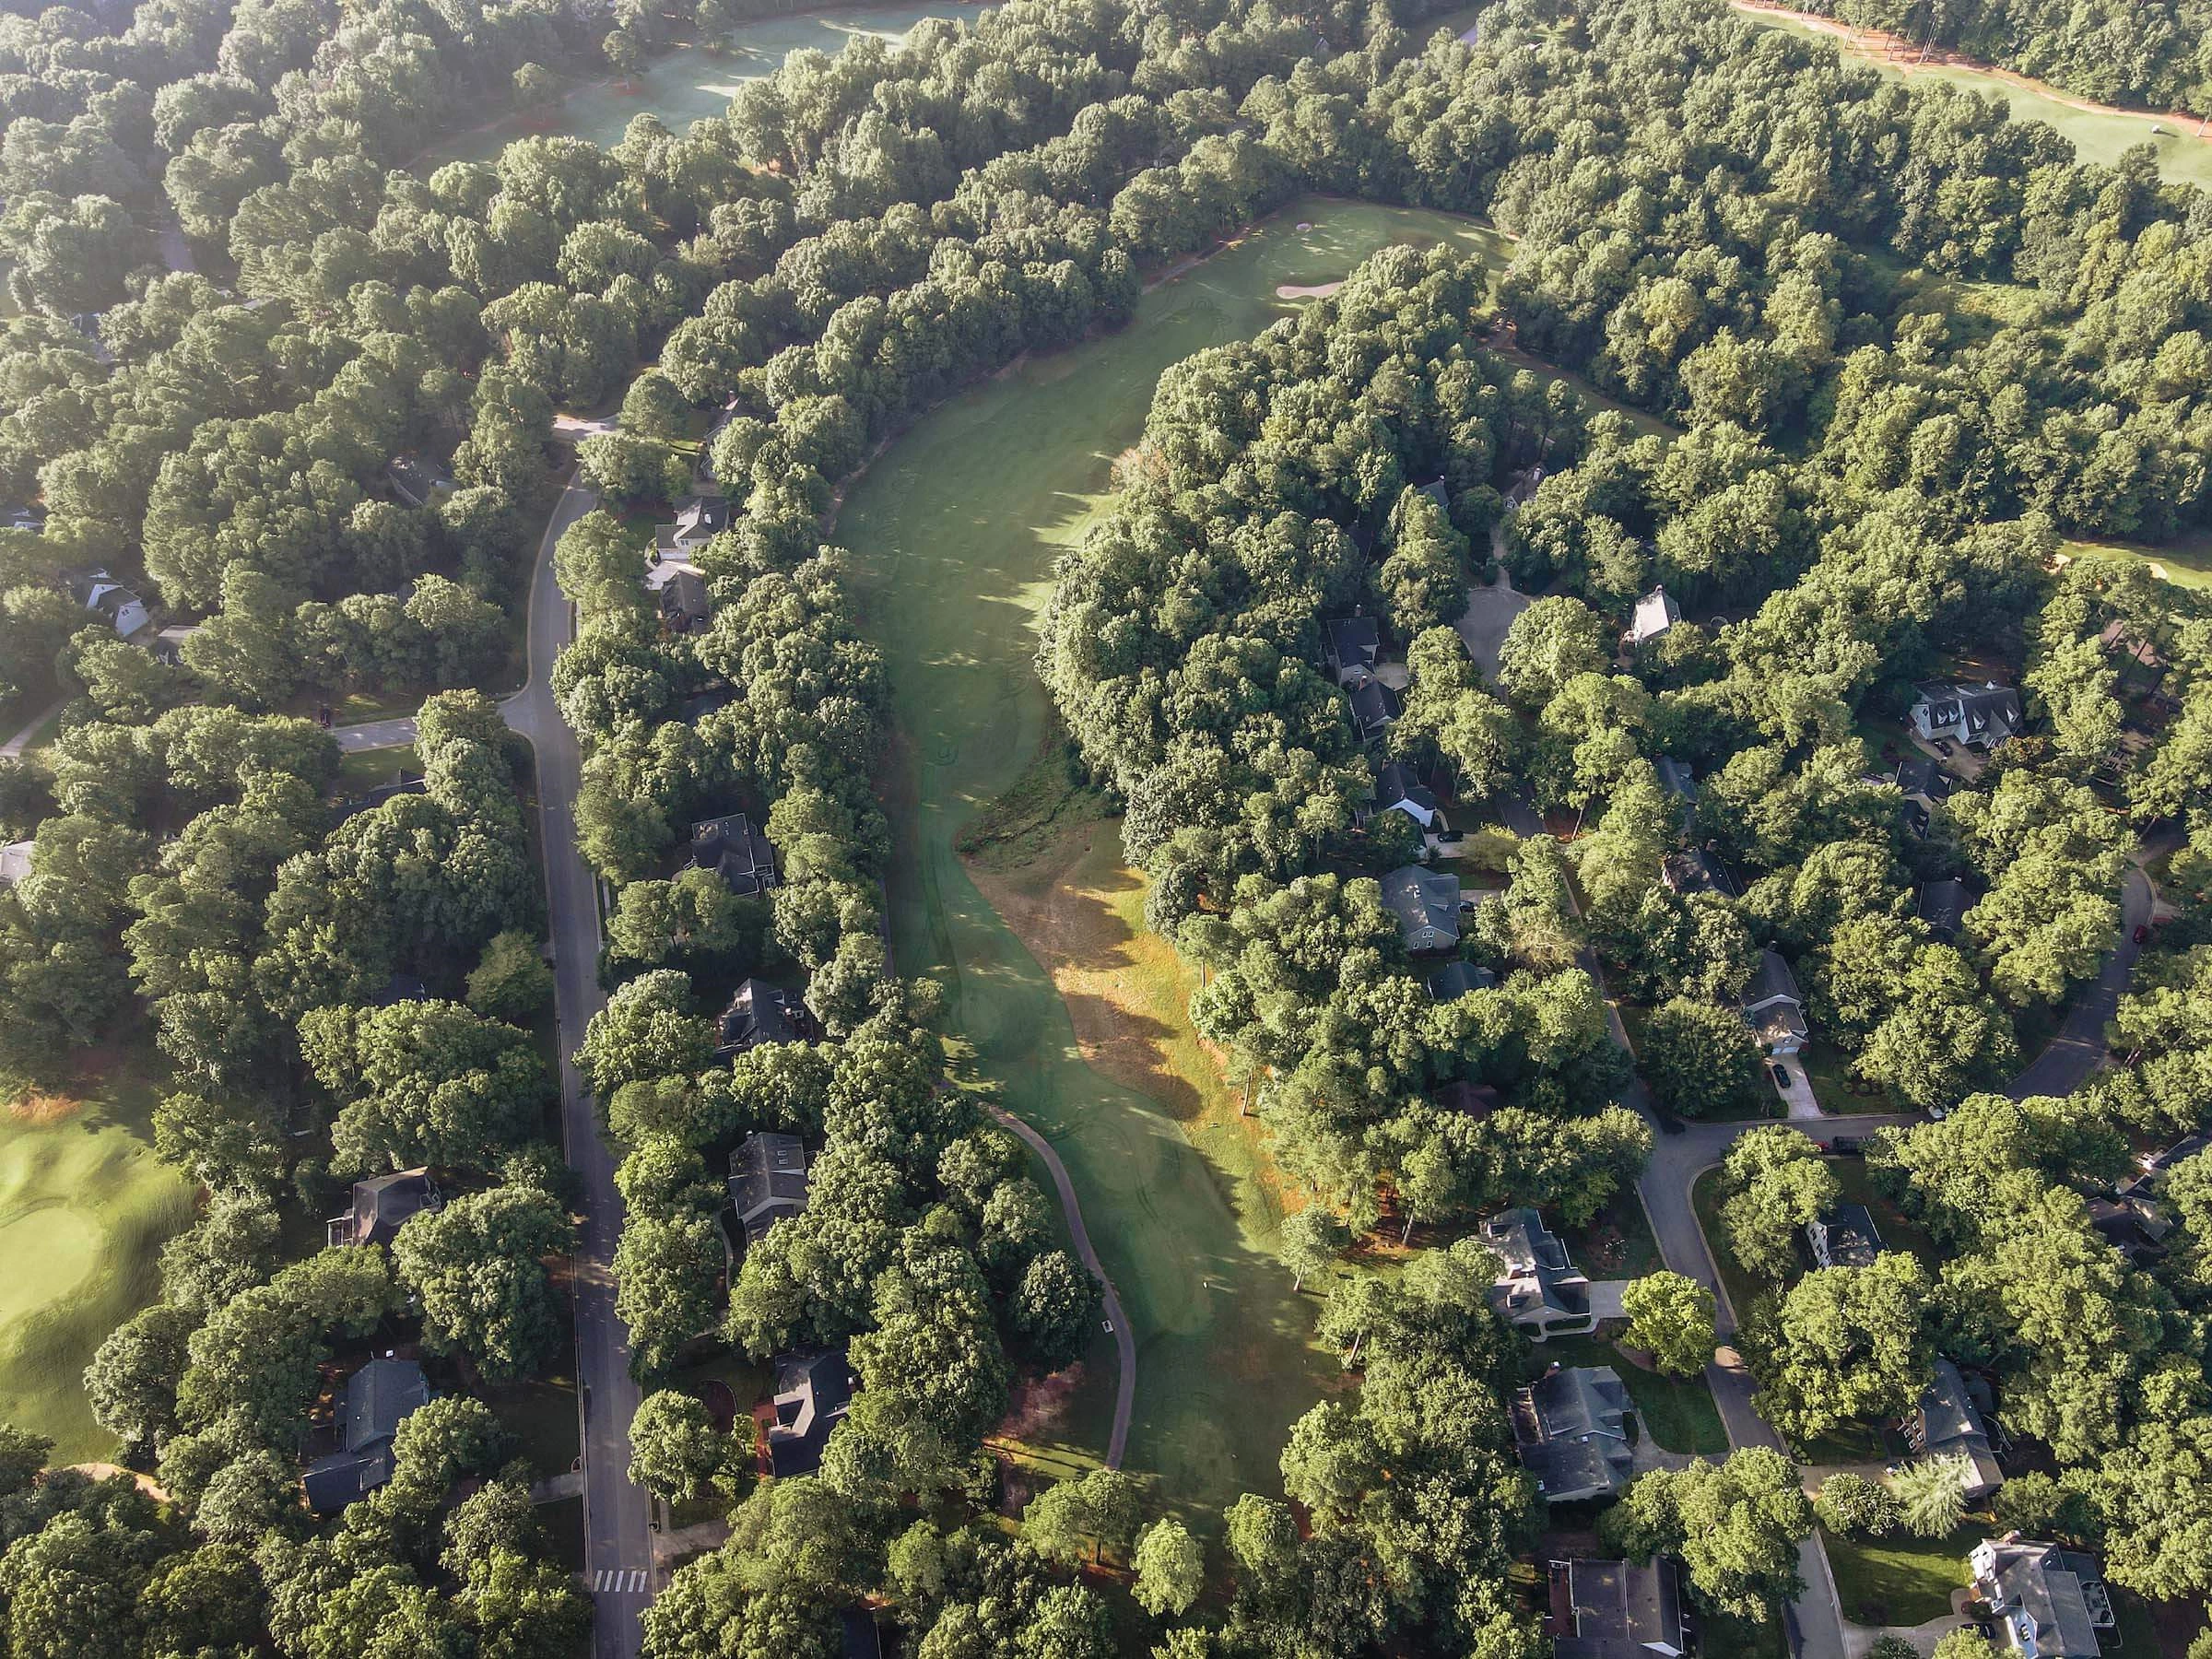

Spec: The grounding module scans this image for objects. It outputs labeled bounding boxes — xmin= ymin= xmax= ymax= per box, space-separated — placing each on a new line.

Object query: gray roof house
xmin=1893 ymin=756 xmax=1955 ymax=804
xmin=1806 ymin=1202 xmax=1883 ymax=1269
xmin=1428 ymin=959 xmax=1499 ymax=1001
xmin=1918 ymin=878 xmax=1970 ymax=943
xmin=302 ymin=1357 xmax=431 ymax=1513
xmin=149 ymin=622 xmax=201 ymax=665
xmin=654 ymin=494 xmax=732 ymax=561
xmin=1627 ymin=585 xmax=1679 ymax=647
xmin=1324 ymin=617 xmax=1381 ymax=685
xmin=1741 ymin=948 xmax=1808 ymax=1055
xmin=715 ymin=979 xmax=803 ymax=1057
xmin=1659 ymin=850 xmax=1730 ymax=897
xmin=1971 ymin=1538 xmax=2113 ymax=1659
xmin=1907 ymin=1359 xmax=2003 ymax=1501
xmin=657 ymin=567 xmax=710 ymax=633
xmin=1483 ymin=1207 xmax=1593 ymax=1335
xmin=764 ymin=1348 xmax=853 ymax=1477
xmin=1548 ymin=1558 xmax=1688 ymax=1659
xmin=1369 ymin=759 xmax=1441 ymax=829
xmin=67 ymin=569 xmax=149 ymax=638
xmin=329 ymin=1169 xmax=441 ymax=1249
xmin=1653 ymin=757 xmax=1696 ymax=802
xmin=1382 ymin=865 xmax=1461 ymax=954
xmin=0 ymin=841 xmax=32 ymax=887
xmin=1912 ymin=680 xmax=2023 ymax=749
xmin=729 ymin=1132 xmax=809 ymax=1249
xmin=1345 ymin=670 xmax=1402 ymax=746
xmin=2085 ymin=1192 xmax=2174 ymax=1262
xmin=384 ymin=453 xmax=455 ymax=510
xmin=682 ymin=813 xmax=778 ymax=895
xmin=1515 ymin=1366 xmax=1635 ymax=1502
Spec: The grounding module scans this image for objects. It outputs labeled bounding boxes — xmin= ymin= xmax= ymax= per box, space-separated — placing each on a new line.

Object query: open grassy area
xmin=1823 ymin=1524 xmax=1983 ymax=1628
xmin=1527 ymin=1330 xmax=1729 ymax=1455
xmin=2063 ymin=531 xmax=2212 ymax=593
xmin=840 ymin=195 xmax=1519 ymax=1520
xmin=420 ymin=1 xmax=985 ymax=168
xmin=1734 ymin=4 xmax=2212 ymax=189
xmin=335 ymin=744 xmax=423 ymax=794
xmin=0 ymin=1041 xmax=196 ymax=1462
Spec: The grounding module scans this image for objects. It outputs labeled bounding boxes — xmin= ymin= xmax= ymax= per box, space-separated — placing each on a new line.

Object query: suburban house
xmin=682 ymin=813 xmax=778 ymax=895
xmin=1627 ymin=585 xmax=1679 ymax=648
xmin=656 ymin=566 xmax=711 ymax=633
xmin=302 ymin=1357 xmax=431 ymax=1513
xmin=1908 ymin=1358 xmax=2003 ymax=1500
xmin=0 ymin=841 xmax=32 ymax=887
xmin=333 ymin=771 xmax=426 ymax=826
xmin=2085 ymin=1191 xmax=2174 ymax=1263
xmin=149 ymin=622 xmax=201 ymax=665
xmin=1740 ymin=948 xmax=1808 ymax=1055
xmin=840 ymin=1609 xmax=884 ymax=1659
xmin=1971 ymin=1538 xmax=2113 ymax=1659
xmin=1547 ymin=1558 xmax=1688 ymax=1659
xmin=1436 ymin=1078 xmax=1501 ymax=1120
xmin=1918 ymin=878 xmax=1971 ymax=944
xmin=1893 ymin=755 xmax=1955 ymax=805
xmin=1324 ymin=616 xmax=1382 ymax=685
xmin=1911 ymin=680 xmax=2024 ymax=749
xmin=1382 ymin=865 xmax=1462 ymax=954
xmin=0 ymin=504 xmax=45 ymax=533
xmin=1653 ymin=757 xmax=1696 ymax=830
xmin=761 ymin=1348 xmax=854 ymax=1477
xmin=715 ymin=979 xmax=805 ymax=1057
xmin=729 ymin=1132 xmax=810 ymax=1250
xmin=1345 ymin=669 xmax=1402 ymax=746
xmin=1367 ymin=759 xmax=1441 ymax=829
xmin=1806 ymin=1202 xmax=1883 ymax=1269
xmin=384 ymin=453 xmax=455 ymax=510
xmin=2129 ymin=1133 xmax=2206 ymax=1193
xmin=328 ymin=1169 xmax=441 ymax=1249
xmin=1659 ymin=850 xmax=1731 ymax=897
xmin=1482 ymin=1207 xmax=1593 ymax=1336
xmin=1514 ymin=1366 xmax=1635 ymax=1502
xmin=67 ymin=569 xmax=149 ymax=637
xmin=1428 ymin=960 xmax=1499 ymax=1002
xmin=654 ymin=494 xmax=732 ymax=563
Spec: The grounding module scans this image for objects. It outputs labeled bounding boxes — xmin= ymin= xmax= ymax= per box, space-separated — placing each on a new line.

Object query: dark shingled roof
xmin=1324 ymin=617 xmax=1380 ymax=677
xmin=342 ymin=1170 xmax=439 ymax=1248
xmin=729 ymin=1132 xmax=809 ymax=1246
xmin=302 ymin=1358 xmax=430 ymax=1513
xmin=1552 ymin=1559 xmax=1687 ymax=1659
xmin=716 ymin=979 xmax=800 ymax=1056
xmin=765 ymin=1349 xmax=853 ymax=1477
xmin=683 ymin=813 xmax=778 ymax=895
xmin=1515 ymin=1367 xmax=1634 ymax=1501
xmin=1428 ymin=959 xmax=1499 ymax=1001
xmin=1806 ymin=1202 xmax=1883 ymax=1268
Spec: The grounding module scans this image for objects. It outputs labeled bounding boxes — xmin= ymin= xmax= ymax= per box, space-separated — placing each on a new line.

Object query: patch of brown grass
xmin=6 ymin=1091 xmax=83 ymax=1126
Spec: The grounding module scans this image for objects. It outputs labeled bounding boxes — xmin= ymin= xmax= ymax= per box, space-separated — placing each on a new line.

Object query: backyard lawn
xmin=1823 ymin=1524 xmax=1983 ymax=1629
xmin=0 ymin=1040 xmax=195 ymax=1461
xmin=1524 ymin=1331 xmax=1729 ymax=1456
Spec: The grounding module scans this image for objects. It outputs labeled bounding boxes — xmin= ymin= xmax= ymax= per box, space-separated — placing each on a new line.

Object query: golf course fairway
xmin=839 ymin=197 xmax=1510 ymax=1514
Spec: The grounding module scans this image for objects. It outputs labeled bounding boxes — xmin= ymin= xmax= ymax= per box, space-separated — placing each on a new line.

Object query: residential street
xmin=506 ymin=480 xmax=659 ymax=1659
xmin=333 ymin=715 xmax=418 ymax=752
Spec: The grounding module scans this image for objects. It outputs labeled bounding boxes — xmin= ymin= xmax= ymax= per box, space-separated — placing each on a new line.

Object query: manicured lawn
xmin=1829 ymin=1159 xmax=1940 ymax=1271
xmin=2062 ymin=531 xmax=2212 ymax=594
xmin=1798 ymin=1039 xmax=1897 ymax=1115
xmin=1823 ymin=1524 xmax=1983 ymax=1629
xmin=1700 ymin=1609 xmax=1789 ymax=1659
xmin=1529 ymin=1332 xmax=1729 ymax=1455
xmin=839 ymin=195 xmax=1526 ymax=1522
xmin=0 ymin=1040 xmax=196 ymax=1461
xmin=335 ymin=744 xmax=422 ymax=794
xmin=1691 ymin=1167 xmax=1773 ymax=1329
xmin=1561 ymin=1187 xmax=1662 ymax=1280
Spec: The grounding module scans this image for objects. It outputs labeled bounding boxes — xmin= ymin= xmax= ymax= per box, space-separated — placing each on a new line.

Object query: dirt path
xmin=1730 ymin=0 xmax=2212 ymax=135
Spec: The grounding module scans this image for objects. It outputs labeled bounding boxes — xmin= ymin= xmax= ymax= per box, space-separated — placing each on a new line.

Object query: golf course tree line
xmin=1772 ymin=0 xmax=2212 ymax=120
xmin=0 ymin=690 xmax=589 ymax=1659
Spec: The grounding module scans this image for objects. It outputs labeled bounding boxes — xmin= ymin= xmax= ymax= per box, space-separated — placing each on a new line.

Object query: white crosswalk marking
xmin=589 ymin=1568 xmax=653 ymax=1595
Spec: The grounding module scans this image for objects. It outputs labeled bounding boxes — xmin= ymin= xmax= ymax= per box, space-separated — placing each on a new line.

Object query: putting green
xmin=420 ymin=1 xmax=985 ymax=168
xmin=841 ymin=197 xmax=1511 ymax=1515
xmin=0 ymin=1062 xmax=196 ymax=1462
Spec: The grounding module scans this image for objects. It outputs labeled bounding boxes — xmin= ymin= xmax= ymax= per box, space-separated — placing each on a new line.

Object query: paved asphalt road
xmin=506 ymin=479 xmax=660 ymax=1659
xmin=334 ymin=715 xmax=418 ymax=752
xmin=987 ymin=1107 xmax=1135 ymax=1468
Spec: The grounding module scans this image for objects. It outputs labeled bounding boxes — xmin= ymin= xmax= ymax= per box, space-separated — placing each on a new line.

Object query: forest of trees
xmin=3 ymin=0 xmax=2212 ymax=1650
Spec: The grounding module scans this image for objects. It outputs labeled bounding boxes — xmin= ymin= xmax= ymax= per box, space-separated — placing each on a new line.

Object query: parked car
xmin=1827 ymin=1135 xmax=1864 ymax=1156
xmin=2134 ymin=924 xmax=2149 ymax=943
xmin=1769 ymin=1063 xmax=1791 ymax=1089
xmin=1933 ymin=738 xmax=1953 ymax=757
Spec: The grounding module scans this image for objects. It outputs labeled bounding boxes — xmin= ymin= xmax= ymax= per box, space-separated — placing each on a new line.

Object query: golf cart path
xmin=988 ymin=1105 xmax=1135 ymax=1469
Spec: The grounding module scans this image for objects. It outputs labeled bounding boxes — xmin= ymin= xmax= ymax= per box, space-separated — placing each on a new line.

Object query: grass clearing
xmin=420 ymin=1 xmax=986 ymax=168
xmin=1822 ymin=1523 xmax=1983 ymax=1628
xmin=1526 ymin=1330 xmax=1729 ymax=1455
xmin=0 ymin=1039 xmax=195 ymax=1462
xmin=335 ymin=744 xmax=423 ymax=794
xmin=841 ymin=195 xmax=1515 ymax=1519
xmin=2062 ymin=531 xmax=2212 ymax=593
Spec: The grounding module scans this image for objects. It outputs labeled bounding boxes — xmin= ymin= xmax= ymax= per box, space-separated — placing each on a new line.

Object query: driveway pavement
xmin=2006 ymin=865 xmax=2151 ymax=1100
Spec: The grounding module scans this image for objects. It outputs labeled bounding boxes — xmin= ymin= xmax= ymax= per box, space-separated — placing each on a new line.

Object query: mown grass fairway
xmin=423 ymin=1 xmax=983 ymax=166
xmin=0 ymin=1048 xmax=195 ymax=1461
xmin=840 ymin=197 xmax=1510 ymax=1518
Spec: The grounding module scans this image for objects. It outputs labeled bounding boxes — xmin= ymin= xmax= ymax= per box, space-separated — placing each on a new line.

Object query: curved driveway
xmin=987 ymin=1106 xmax=1135 ymax=1468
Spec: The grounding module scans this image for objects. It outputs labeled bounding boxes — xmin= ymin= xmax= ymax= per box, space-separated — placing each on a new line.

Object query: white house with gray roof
xmin=1908 ymin=1358 xmax=2002 ymax=1500
xmin=1741 ymin=947 xmax=1807 ymax=1055
xmin=1911 ymin=679 xmax=2023 ymax=749
xmin=1972 ymin=1539 xmax=2112 ymax=1659
xmin=1627 ymin=585 xmax=1679 ymax=647
xmin=1482 ymin=1207 xmax=1593 ymax=1335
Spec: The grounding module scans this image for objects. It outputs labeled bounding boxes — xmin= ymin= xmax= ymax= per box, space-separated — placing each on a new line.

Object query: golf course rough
xmin=841 ymin=197 xmax=1512 ymax=1517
